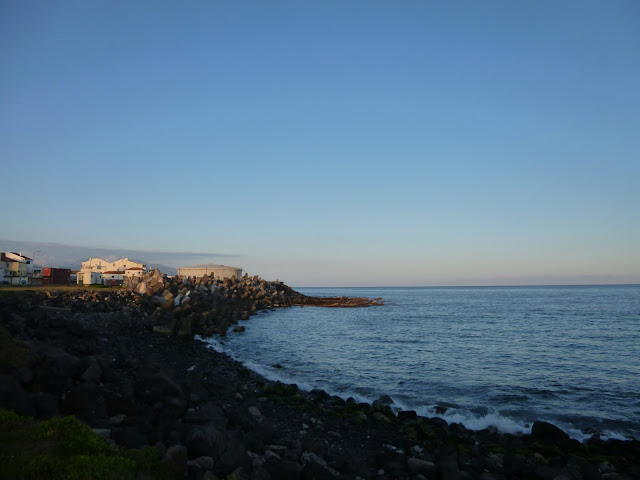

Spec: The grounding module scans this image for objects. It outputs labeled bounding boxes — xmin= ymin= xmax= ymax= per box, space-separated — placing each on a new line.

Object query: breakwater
xmin=125 ymin=269 xmax=382 ymax=337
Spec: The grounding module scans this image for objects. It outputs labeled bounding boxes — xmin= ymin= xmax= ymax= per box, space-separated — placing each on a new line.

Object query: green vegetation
xmin=260 ymin=381 xmax=298 ymax=398
xmin=402 ymin=419 xmax=439 ymax=448
xmin=0 ymin=408 xmax=174 ymax=480
xmin=86 ymin=284 xmax=123 ymax=290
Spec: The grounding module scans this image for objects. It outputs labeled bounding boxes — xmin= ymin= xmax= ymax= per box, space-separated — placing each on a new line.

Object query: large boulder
xmin=0 ymin=374 xmax=35 ymax=416
xmin=531 ymin=421 xmax=570 ymax=443
xmin=145 ymin=372 xmax=184 ymax=403
xmin=186 ymin=424 xmax=227 ymax=459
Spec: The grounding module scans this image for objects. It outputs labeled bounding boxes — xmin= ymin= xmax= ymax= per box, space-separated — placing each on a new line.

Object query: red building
xmin=42 ymin=268 xmax=71 ymax=286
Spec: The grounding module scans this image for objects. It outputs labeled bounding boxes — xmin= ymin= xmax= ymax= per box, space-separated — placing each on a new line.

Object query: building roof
xmin=181 ymin=264 xmax=240 ymax=269
xmin=126 ymin=267 xmax=145 ymax=270
xmin=102 ymin=270 xmax=125 ymax=275
xmin=10 ymin=252 xmax=32 ymax=260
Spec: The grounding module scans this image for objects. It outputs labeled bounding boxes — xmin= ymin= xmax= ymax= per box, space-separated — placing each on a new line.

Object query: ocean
xmin=200 ymin=285 xmax=640 ymax=441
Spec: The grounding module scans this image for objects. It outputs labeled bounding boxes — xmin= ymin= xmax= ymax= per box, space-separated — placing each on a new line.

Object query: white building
xmin=81 ymin=257 xmax=147 ymax=273
xmin=0 ymin=252 xmax=42 ymax=285
xmin=78 ymin=270 xmax=103 ymax=285
xmin=78 ymin=257 xmax=147 ymax=285
xmin=177 ymin=264 xmax=243 ymax=281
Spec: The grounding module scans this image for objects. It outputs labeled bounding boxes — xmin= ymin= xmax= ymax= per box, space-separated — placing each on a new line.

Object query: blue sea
xmin=201 ymin=285 xmax=640 ymax=441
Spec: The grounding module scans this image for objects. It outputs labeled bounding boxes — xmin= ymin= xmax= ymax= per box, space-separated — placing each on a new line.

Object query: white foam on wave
xmin=326 ymin=389 xmax=376 ymax=406
xmin=547 ymin=424 xmax=633 ymax=442
xmin=241 ymin=359 xmax=314 ymax=391
xmin=600 ymin=430 xmax=633 ymax=441
xmin=194 ymin=335 xmax=636 ymax=442
xmin=195 ymin=334 xmax=225 ymax=353
xmin=439 ymin=410 xmax=532 ymax=435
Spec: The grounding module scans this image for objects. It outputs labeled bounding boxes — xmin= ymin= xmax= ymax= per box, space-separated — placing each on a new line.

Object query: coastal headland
xmin=1 ymin=272 xmax=638 ymax=479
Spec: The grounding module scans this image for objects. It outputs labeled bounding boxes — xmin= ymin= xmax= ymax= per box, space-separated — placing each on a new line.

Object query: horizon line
xmin=292 ymin=283 xmax=640 ymax=289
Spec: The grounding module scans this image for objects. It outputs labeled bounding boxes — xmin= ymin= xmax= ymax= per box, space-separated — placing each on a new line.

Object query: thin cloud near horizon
xmin=0 ymin=239 xmax=242 ymax=269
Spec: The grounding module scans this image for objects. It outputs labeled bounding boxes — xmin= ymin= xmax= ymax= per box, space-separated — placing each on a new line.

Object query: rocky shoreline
xmin=1 ymin=274 xmax=639 ymax=479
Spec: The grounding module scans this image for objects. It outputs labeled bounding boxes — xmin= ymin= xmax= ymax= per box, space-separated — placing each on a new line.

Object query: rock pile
xmin=127 ymin=270 xmax=292 ymax=338
xmin=30 ymin=270 xmax=383 ymax=340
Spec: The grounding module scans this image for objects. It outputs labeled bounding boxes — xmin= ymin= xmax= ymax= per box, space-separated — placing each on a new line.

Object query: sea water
xmin=201 ymin=285 xmax=640 ymax=441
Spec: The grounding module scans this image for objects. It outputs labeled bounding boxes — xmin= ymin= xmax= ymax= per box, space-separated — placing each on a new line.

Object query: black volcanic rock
xmin=531 ymin=420 xmax=570 ymax=443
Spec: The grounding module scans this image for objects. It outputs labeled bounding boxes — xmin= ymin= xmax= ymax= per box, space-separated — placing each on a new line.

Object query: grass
xmin=0 ymin=285 xmax=122 ymax=293
xmin=0 ymin=408 xmax=175 ymax=480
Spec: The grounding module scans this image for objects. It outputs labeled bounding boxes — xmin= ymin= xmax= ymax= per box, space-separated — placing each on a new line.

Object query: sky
xmin=1 ymin=1 xmax=639 ymax=286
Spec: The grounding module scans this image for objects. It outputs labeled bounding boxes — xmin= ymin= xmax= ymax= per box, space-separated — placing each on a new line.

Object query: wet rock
xmin=109 ymin=413 xmax=127 ymax=426
xmin=301 ymin=459 xmax=336 ymax=479
xmin=152 ymin=325 xmax=173 ymax=336
xmin=49 ymin=349 xmax=85 ymax=381
xmin=194 ymin=456 xmax=215 ymax=470
xmin=216 ymin=433 xmax=250 ymax=476
xmin=145 ymin=372 xmax=184 ymax=402
xmin=382 ymin=461 xmax=407 ymax=478
xmin=81 ymin=360 xmax=102 ymax=382
xmin=186 ymin=424 xmax=226 ymax=459
xmin=166 ymin=444 xmax=188 ymax=476
xmin=15 ymin=366 xmax=33 ymax=384
xmin=373 ymin=394 xmax=394 ymax=407
xmin=398 ymin=410 xmax=417 ymax=421
xmin=33 ymin=393 xmax=60 ymax=418
xmin=407 ymin=457 xmax=435 ymax=476
xmin=301 ymin=452 xmax=338 ymax=477
xmin=531 ymin=421 xmax=570 ymax=443
xmin=599 ymin=461 xmax=615 ymax=474
xmin=372 ymin=411 xmax=393 ymax=424
xmin=438 ymin=455 xmax=461 ymax=480
xmin=534 ymin=463 xmax=563 ymax=480
xmin=266 ymin=457 xmax=303 ymax=480
xmin=248 ymin=406 xmax=262 ymax=419
xmin=119 ymin=426 xmax=148 ymax=448
xmin=484 ymin=453 xmax=503 ymax=471
xmin=186 ymin=461 xmax=203 ymax=480
xmin=0 ymin=374 xmax=34 ymax=416
xmin=503 ymin=453 xmax=527 ymax=477
xmin=350 ymin=411 xmax=368 ymax=424
xmin=62 ymin=385 xmax=91 ymax=414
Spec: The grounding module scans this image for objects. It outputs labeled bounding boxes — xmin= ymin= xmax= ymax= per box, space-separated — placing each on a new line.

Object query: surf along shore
xmin=1 ymin=271 xmax=638 ymax=479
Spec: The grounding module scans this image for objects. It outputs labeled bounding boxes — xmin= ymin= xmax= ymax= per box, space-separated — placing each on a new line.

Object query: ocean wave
xmin=438 ymin=410 xmax=531 ymax=435
xmin=196 ymin=335 xmax=637 ymax=442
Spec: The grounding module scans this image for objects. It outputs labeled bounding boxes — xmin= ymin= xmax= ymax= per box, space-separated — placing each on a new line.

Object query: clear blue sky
xmin=1 ymin=1 xmax=639 ymax=286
